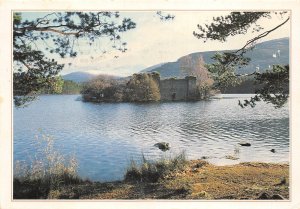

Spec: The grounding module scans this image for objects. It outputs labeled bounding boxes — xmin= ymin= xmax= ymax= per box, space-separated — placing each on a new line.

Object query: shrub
xmin=124 ymin=152 xmax=187 ymax=183
xmin=81 ymin=77 xmax=126 ymax=102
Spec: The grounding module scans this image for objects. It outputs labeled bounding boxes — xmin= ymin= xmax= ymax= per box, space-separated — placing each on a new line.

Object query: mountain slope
xmin=62 ymin=72 xmax=97 ymax=82
xmin=142 ymin=38 xmax=289 ymax=78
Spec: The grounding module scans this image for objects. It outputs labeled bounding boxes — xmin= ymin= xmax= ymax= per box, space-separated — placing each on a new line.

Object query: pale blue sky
xmin=20 ymin=11 xmax=290 ymax=76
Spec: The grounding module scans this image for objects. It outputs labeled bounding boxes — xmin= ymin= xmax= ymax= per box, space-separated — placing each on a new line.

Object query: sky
xmin=21 ymin=11 xmax=290 ymax=76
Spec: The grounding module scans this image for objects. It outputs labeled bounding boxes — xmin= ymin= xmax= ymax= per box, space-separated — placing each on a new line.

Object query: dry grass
xmin=124 ymin=152 xmax=187 ymax=183
xmin=43 ymin=160 xmax=288 ymax=200
xmin=14 ymin=134 xmax=82 ymax=199
xmin=166 ymin=160 xmax=289 ymax=200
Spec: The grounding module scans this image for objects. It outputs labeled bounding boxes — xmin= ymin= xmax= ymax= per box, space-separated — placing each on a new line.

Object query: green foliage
xmin=40 ymin=76 xmax=64 ymax=94
xmin=205 ymin=53 xmax=250 ymax=91
xmin=239 ymin=65 xmax=289 ymax=108
xmin=193 ymin=12 xmax=271 ymax=42
xmin=62 ymin=80 xmax=82 ymax=94
xmin=13 ymin=12 xmax=136 ymax=107
xmin=125 ymin=73 xmax=161 ymax=102
xmin=221 ymin=76 xmax=257 ymax=94
xmin=51 ymin=76 xmax=64 ymax=94
xmin=13 ymin=47 xmax=64 ymax=106
xmin=13 ymin=134 xmax=81 ymax=199
xmin=13 ymin=12 xmax=22 ymax=25
xmin=124 ymin=152 xmax=187 ymax=183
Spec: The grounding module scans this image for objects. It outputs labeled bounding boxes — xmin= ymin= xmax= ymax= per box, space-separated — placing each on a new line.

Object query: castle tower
xmin=186 ymin=76 xmax=197 ymax=99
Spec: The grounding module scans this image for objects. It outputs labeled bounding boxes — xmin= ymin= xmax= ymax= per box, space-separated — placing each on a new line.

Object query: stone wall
xmin=159 ymin=76 xmax=198 ymax=101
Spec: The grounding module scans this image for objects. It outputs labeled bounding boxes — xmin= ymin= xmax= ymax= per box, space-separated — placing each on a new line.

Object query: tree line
xmin=39 ymin=76 xmax=82 ymax=95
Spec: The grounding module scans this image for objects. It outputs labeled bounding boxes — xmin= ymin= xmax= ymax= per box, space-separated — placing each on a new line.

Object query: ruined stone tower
xmin=159 ymin=76 xmax=198 ymax=101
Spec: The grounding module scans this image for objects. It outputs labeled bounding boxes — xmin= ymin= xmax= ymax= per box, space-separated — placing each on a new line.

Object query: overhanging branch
xmin=235 ymin=17 xmax=290 ymax=54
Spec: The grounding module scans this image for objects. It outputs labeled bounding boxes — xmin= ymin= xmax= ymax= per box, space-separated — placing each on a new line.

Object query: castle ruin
xmin=159 ymin=76 xmax=198 ymax=101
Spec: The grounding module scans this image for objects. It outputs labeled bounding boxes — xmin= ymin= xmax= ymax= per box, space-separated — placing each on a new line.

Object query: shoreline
xmin=14 ymin=160 xmax=289 ymax=200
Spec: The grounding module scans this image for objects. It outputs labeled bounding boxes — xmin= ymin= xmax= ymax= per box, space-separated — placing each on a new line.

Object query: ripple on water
xmin=14 ymin=95 xmax=289 ymax=181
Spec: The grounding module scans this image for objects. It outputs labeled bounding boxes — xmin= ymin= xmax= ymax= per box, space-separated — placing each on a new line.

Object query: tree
xmin=179 ymin=55 xmax=214 ymax=99
xmin=61 ymin=80 xmax=82 ymax=94
xmin=125 ymin=73 xmax=161 ymax=102
xmin=193 ymin=11 xmax=290 ymax=108
xmin=13 ymin=12 xmax=136 ymax=107
xmin=81 ymin=77 xmax=125 ymax=102
xmin=238 ymin=65 xmax=289 ymax=108
xmin=51 ymin=76 xmax=64 ymax=94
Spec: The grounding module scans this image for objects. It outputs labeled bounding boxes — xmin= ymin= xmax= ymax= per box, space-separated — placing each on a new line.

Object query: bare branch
xmin=235 ymin=17 xmax=290 ymax=54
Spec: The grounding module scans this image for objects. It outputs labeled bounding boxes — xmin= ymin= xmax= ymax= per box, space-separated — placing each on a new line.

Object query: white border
xmin=1 ymin=0 xmax=300 ymax=209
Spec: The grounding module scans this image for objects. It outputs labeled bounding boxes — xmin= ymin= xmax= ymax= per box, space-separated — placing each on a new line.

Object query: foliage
xmin=50 ymin=76 xmax=64 ymax=94
xmin=82 ymin=72 xmax=161 ymax=103
xmin=81 ymin=76 xmax=125 ymax=102
xmin=39 ymin=75 xmax=64 ymax=94
xmin=13 ymin=12 xmax=136 ymax=107
xmin=34 ymin=77 xmax=83 ymax=95
xmin=13 ymin=134 xmax=81 ymax=199
xmin=62 ymin=80 xmax=82 ymax=94
xmin=194 ymin=11 xmax=290 ymax=108
xmin=179 ymin=55 xmax=214 ymax=98
xmin=205 ymin=52 xmax=250 ymax=91
xmin=239 ymin=65 xmax=289 ymax=108
xmin=221 ymin=76 xmax=257 ymax=94
xmin=156 ymin=11 xmax=175 ymax=21
xmin=125 ymin=72 xmax=161 ymax=102
xmin=193 ymin=12 xmax=271 ymax=42
xmin=124 ymin=152 xmax=187 ymax=183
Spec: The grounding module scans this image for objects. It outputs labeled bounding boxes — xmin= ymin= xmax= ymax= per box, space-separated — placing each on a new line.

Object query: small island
xmin=81 ymin=72 xmax=211 ymax=103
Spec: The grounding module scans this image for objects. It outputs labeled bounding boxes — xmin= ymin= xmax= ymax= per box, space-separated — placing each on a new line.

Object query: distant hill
xmin=62 ymin=72 xmax=97 ymax=82
xmin=140 ymin=62 xmax=166 ymax=73
xmin=141 ymin=37 xmax=289 ymax=78
xmin=62 ymin=72 xmax=125 ymax=83
xmin=63 ymin=38 xmax=288 ymax=84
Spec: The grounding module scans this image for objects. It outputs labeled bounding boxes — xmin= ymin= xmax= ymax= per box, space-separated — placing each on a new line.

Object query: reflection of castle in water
xmin=158 ymin=76 xmax=198 ymax=101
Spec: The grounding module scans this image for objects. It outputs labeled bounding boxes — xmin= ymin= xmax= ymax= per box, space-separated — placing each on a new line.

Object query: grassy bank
xmin=14 ymin=157 xmax=289 ymax=200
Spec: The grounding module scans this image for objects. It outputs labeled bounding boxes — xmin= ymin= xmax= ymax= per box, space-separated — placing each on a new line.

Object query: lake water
xmin=13 ymin=94 xmax=289 ymax=181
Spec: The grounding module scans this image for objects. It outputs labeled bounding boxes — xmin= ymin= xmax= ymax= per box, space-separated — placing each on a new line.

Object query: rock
xmin=270 ymin=149 xmax=276 ymax=153
xmin=195 ymin=161 xmax=208 ymax=168
xmin=225 ymin=155 xmax=239 ymax=160
xmin=275 ymin=177 xmax=286 ymax=186
xmin=192 ymin=168 xmax=198 ymax=172
xmin=239 ymin=142 xmax=251 ymax=147
xmin=201 ymin=156 xmax=209 ymax=159
xmin=154 ymin=142 xmax=170 ymax=151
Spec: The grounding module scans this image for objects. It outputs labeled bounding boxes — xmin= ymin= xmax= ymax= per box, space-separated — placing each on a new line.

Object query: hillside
xmin=142 ymin=38 xmax=289 ymax=78
xmin=62 ymin=72 xmax=124 ymax=83
xmin=63 ymin=38 xmax=289 ymax=84
xmin=62 ymin=72 xmax=97 ymax=82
